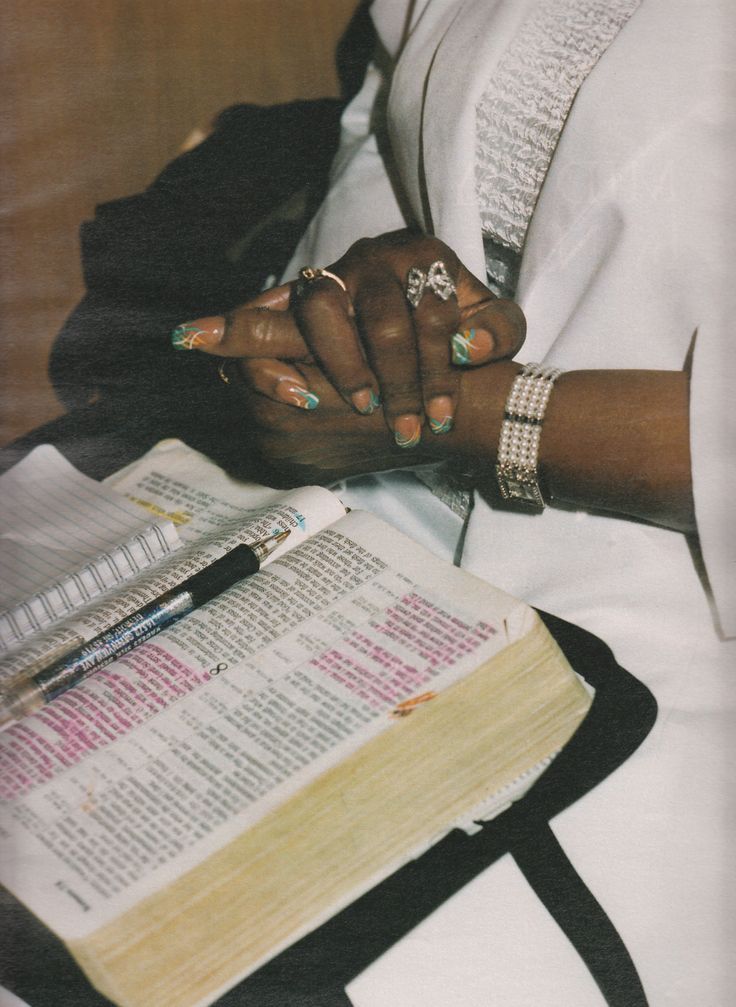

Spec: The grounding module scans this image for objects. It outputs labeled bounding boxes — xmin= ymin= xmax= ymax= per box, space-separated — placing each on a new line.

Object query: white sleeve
xmin=690 ymin=306 xmax=736 ymax=639
xmin=281 ymin=58 xmax=408 ymax=279
xmin=686 ymin=71 xmax=736 ymax=638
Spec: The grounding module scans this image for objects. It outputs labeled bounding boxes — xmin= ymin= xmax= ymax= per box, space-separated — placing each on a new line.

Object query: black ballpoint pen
xmin=0 ymin=530 xmax=290 ymax=730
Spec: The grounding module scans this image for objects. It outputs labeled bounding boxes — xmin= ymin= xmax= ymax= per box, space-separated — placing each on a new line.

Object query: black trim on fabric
xmin=511 ymin=822 xmax=648 ymax=1007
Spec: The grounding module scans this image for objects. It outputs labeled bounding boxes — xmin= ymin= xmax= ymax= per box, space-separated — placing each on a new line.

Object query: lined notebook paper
xmin=0 ymin=446 xmax=182 ymax=652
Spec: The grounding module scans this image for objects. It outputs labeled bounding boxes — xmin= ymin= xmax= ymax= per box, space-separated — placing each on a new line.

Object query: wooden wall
xmin=0 ymin=0 xmax=358 ymax=445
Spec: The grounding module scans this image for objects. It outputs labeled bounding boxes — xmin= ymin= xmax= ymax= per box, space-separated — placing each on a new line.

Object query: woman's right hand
xmin=172 ymin=230 xmax=525 ymax=449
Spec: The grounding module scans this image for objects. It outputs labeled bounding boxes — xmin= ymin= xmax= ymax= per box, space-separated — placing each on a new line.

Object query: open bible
xmin=0 ymin=441 xmax=592 ymax=1007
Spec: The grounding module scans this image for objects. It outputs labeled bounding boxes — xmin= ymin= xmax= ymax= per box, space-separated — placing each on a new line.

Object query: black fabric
xmin=37 ymin=6 xmax=377 ymax=481
xmin=47 ymin=1 xmax=377 ymax=430
xmin=48 ymin=0 xmax=377 ymax=423
xmin=43 ymin=95 xmax=348 ymax=485
xmin=48 ymin=98 xmax=344 ymax=446
xmin=512 ymin=825 xmax=648 ymax=1007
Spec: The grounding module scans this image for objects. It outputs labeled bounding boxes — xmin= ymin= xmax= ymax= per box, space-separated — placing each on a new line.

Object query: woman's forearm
xmin=444 ymin=363 xmax=694 ymax=533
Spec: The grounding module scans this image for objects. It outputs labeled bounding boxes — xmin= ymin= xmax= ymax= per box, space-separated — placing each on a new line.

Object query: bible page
xmin=0 ymin=509 xmax=529 ymax=940
xmin=0 ymin=441 xmax=346 ymax=677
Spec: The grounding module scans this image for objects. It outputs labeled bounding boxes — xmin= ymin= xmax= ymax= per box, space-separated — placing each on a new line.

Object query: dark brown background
xmin=0 ymin=0 xmax=358 ymax=445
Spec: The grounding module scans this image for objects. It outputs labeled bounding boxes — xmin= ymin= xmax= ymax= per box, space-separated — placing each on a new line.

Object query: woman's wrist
xmin=539 ymin=369 xmax=694 ymax=530
xmin=434 ymin=360 xmax=522 ymax=465
xmin=435 ymin=363 xmax=694 ymax=532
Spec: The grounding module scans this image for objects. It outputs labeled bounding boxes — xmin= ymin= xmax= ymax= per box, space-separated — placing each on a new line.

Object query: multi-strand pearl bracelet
xmin=495 ymin=362 xmax=563 ymax=509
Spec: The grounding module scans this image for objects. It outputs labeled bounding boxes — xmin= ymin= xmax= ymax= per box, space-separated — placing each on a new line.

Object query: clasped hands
xmin=172 ymin=230 xmax=526 ymax=485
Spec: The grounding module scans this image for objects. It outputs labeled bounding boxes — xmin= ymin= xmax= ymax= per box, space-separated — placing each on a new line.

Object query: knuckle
xmin=339 ymin=237 xmax=378 ymax=271
xmin=419 ymin=364 xmax=454 ymax=392
xmin=365 ymin=318 xmax=411 ymax=352
xmin=229 ymin=307 xmax=288 ymax=355
xmin=421 ymin=234 xmax=448 ymax=256
xmin=339 ymin=230 xmax=461 ymax=285
xmin=418 ymin=303 xmax=460 ymax=341
xmin=418 ymin=234 xmax=457 ymax=268
xmin=351 ymin=236 xmax=376 ymax=257
xmin=249 ymin=310 xmax=282 ymax=354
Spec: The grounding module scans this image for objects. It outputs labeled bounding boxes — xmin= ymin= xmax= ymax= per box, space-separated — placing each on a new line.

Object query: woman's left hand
xmin=214 ymin=361 xmax=450 ymax=487
xmin=171 ymin=230 xmax=525 ymax=449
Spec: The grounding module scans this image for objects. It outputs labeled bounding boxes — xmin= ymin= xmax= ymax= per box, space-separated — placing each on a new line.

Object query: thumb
xmin=453 ymin=264 xmax=526 ymax=364
xmin=451 ymin=295 xmax=526 ymax=366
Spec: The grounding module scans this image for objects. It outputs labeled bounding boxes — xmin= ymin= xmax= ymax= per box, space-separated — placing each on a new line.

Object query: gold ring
xmin=297 ymin=266 xmax=348 ymax=294
xmin=217 ymin=360 xmax=236 ymax=385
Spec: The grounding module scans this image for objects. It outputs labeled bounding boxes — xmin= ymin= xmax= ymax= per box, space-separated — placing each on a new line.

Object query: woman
xmin=174 ymin=0 xmax=734 ymax=1002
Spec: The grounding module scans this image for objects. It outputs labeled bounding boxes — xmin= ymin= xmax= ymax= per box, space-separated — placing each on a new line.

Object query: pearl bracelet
xmin=495 ymin=362 xmax=562 ymax=509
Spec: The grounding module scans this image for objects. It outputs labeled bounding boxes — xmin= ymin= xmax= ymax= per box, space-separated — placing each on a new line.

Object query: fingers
xmin=171 ymin=299 xmax=308 ymax=360
xmin=234 ymin=361 xmax=442 ymax=484
xmin=352 ymin=274 xmax=425 ymax=446
xmin=171 ymin=233 xmax=527 ymax=442
xmin=451 ymin=250 xmax=527 ymax=363
xmin=292 ymin=274 xmax=381 ymax=416
xmin=239 ymin=359 xmax=321 ymax=411
xmin=292 ymin=262 xmax=443 ymax=446
xmin=411 ymin=282 xmax=461 ymax=436
xmin=451 ymin=297 xmax=527 ymax=365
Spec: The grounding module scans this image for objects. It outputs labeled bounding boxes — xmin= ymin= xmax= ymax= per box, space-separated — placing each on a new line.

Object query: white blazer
xmin=285 ymin=2 xmax=736 ymax=1002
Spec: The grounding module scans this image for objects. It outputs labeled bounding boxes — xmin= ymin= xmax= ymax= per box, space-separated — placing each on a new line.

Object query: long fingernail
xmin=351 ymin=388 xmax=381 ymax=415
xmin=427 ymin=396 xmax=454 ymax=435
xmin=393 ymin=414 xmax=422 ymax=448
xmin=274 ymin=377 xmax=320 ymax=410
xmin=171 ymin=316 xmax=226 ymax=350
xmin=451 ymin=327 xmax=494 ymax=365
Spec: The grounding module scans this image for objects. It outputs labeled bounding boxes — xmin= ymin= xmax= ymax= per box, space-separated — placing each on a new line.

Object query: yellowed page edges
xmin=69 ymin=617 xmax=591 ymax=1007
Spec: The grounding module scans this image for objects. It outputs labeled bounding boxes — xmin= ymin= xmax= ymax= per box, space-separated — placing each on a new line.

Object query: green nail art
xmin=429 ymin=414 xmax=454 ymax=435
xmin=395 ymin=427 xmax=421 ymax=449
xmin=171 ymin=324 xmax=207 ymax=350
xmin=291 ymin=387 xmax=320 ymax=410
xmin=451 ymin=328 xmax=476 ymax=365
xmin=357 ymin=390 xmax=382 ymax=415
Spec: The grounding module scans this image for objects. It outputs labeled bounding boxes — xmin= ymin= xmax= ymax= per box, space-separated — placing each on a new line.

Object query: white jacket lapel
xmin=388 ymin=0 xmax=538 ymax=281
